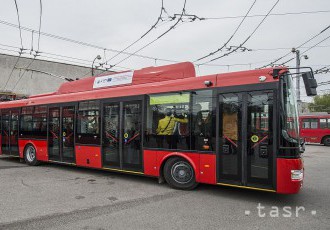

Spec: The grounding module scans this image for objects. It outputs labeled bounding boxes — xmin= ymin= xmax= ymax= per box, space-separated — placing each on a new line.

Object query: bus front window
xmin=280 ymin=74 xmax=300 ymax=156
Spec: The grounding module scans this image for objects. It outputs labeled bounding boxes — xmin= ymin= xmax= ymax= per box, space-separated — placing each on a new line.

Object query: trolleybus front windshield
xmin=280 ymin=74 xmax=301 ymax=157
xmin=282 ymin=74 xmax=299 ymax=142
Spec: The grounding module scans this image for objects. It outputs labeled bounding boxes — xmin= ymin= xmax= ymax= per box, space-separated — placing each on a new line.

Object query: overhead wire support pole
xmin=292 ymin=48 xmax=301 ymax=113
xmin=260 ymin=24 xmax=330 ymax=68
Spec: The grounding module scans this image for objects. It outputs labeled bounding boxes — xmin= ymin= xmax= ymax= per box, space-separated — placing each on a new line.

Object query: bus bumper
xmin=277 ymin=158 xmax=304 ymax=194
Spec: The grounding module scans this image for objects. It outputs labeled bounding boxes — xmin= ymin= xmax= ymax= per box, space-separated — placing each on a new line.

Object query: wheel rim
xmin=26 ymin=146 xmax=36 ymax=162
xmin=325 ymin=138 xmax=330 ymax=145
xmin=171 ymin=161 xmax=194 ymax=184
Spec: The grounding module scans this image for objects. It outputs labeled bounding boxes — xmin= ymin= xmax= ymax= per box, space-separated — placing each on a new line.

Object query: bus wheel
xmin=163 ymin=157 xmax=198 ymax=190
xmin=323 ymin=136 xmax=330 ymax=146
xmin=24 ymin=144 xmax=40 ymax=166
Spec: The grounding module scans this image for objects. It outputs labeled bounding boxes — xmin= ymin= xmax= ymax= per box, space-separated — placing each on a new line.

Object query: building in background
xmin=0 ymin=53 xmax=111 ymax=97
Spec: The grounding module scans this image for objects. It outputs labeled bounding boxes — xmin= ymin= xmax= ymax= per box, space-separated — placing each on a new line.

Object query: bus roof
xmin=300 ymin=113 xmax=330 ymax=119
xmin=0 ymin=62 xmax=282 ymax=109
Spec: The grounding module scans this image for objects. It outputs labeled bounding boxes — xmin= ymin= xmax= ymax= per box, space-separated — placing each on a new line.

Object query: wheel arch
xmin=22 ymin=141 xmax=38 ymax=158
xmin=159 ymin=152 xmax=199 ymax=183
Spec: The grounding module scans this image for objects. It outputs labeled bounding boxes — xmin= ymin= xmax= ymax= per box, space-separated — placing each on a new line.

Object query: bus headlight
xmin=291 ymin=169 xmax=304 ymax=181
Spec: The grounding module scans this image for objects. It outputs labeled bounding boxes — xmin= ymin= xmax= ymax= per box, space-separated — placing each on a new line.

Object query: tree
xmin=309 ymin=94 xmax=330 ymax=112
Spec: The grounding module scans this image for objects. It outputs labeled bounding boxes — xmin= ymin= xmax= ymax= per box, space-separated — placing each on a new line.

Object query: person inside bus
xmin=192 ymin=104 xmax=213 ymax=150
xmin=156 ymin=108 xmax=188 ymax=149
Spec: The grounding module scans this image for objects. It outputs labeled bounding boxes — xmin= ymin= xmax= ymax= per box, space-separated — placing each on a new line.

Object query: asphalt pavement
xmin=0 ymin=145 xmax=329 ymax=230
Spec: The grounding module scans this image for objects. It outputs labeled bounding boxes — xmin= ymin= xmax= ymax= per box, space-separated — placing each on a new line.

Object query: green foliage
xmin=309 ymin=94 xmax=330 ymax=112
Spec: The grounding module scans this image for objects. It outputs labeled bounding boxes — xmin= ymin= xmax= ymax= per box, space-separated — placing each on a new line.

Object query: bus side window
xmin=310 ymin=119 xmax=318 ymax=129
xmin=145 ymin=93 xmax=190 ymax=150
xmin=302 ymin=119 xmax=310 ymax=129
xmin=191 ymin=90 xmax=215 ymax=151
xmin=320 ymin=119 xmax=327 ymax=129
xmin=76 ymin=100 xmax=100 ymax=145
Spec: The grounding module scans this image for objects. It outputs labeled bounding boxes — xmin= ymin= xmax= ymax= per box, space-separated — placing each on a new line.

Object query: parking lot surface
xmin=0 ymin=145 xmax=329 ymax=230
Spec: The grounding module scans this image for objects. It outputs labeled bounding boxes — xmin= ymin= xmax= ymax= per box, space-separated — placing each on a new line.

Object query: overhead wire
xmin=13 ymin=0 xmax=23 ymax=49
xmin=2 ymin=0 xmax=25 ymax=91
xmin=103 ymin=0 xmax=166 ymax=64
xmin=0 ymin=42 xmax=132 ymax=72
xmin=0 ymin=8 xmax=329 ymax=67
xmin=12 ymin=0 xmax=43 ymax=91
xmin=202 ymin=10 xmax=330 ymax=20
xmin=280 ymin=34 xmax=330 ymax=66
xmin=195 ymin=0 xmax=257 ymax=62
xmin=0 ymin=19 xmax=179 ymax=64
xmin=199 ymin=0 xmax=280 ymax=65
xmin=314 ymin=65 xmax=330 ymax=74
xmin=260 ymin=24 xmax=330 ymax=68
xmin=84 ymin=0 xmax=168 ymax=77
xmin=102 ymin=0 xmax=188 ymax=72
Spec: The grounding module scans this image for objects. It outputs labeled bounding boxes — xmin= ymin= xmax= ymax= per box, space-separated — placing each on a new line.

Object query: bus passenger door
xmin=48 ymin=107 xmax=61 ymax=161
xmin=218 ymin=90 xmax=274 ymax=190
xmin=1 ymin=110 xmax=10 ymax=155
xmin=246 ymin=91 xmax=274 ymax=188
xmin=10 ymin=110 xmax=19 ymax=156
xmin=48 ymin=106 xmax=75 ymax=163
xmin=61 ymin=106 xmax=75 ymax=163
xmin=103 ymin=103 xmax=120 ymax=167
xmin=218 ymin=93 xmax=242 ymax=183
xmin=122 ymin=101 xmax=142 ymax=171
xmin=1 ymin=110 xmax=19 ymax=156
xmin=102 ymin=100 xmax=143 ymax=172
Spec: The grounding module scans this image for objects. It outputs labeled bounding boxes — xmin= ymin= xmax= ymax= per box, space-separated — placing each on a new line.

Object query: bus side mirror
xmin=302 ymin=71 xmax=317 ymax=96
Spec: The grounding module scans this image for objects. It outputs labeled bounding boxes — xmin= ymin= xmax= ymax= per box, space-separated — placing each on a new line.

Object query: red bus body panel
xmin=75 ymin=146 xmax=102 ymax=168
xmin=143 ymin=150 xmax=216 ymax=185
xmin=143 ymin=150 xmax=158 ymax=176
xmin=18 ymin=139 xmax=48 ymax=161
xmin=199 ymin=154 xmax=216 ymax=184
xmin=277 ymin=158 xmax=303 ymax=194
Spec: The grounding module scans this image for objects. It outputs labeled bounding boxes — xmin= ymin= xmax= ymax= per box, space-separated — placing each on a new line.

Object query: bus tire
xmin=323 ymin=136 xmax=330 ymax=146
xmin=24 ymin=144 xmax=40 ymax=166
xmin=163 ymin=157 xmax=198 ymax=190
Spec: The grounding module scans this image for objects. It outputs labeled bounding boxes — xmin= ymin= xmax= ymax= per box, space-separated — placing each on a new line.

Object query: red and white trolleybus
xmin=0 ymin=62 xmax=317 ymax=194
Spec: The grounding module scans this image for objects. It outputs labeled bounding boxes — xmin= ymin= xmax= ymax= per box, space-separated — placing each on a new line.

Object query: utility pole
xmin=292 ymin=48 xmax=301 ymax=113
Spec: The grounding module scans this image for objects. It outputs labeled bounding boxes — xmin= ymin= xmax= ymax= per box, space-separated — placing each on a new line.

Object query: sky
xmin=0 ymin=0 xmax=329 ymax=102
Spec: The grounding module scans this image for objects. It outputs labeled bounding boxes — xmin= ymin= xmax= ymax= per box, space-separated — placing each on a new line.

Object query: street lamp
xmin=92 ymin=55 xmax=102 ymax=76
